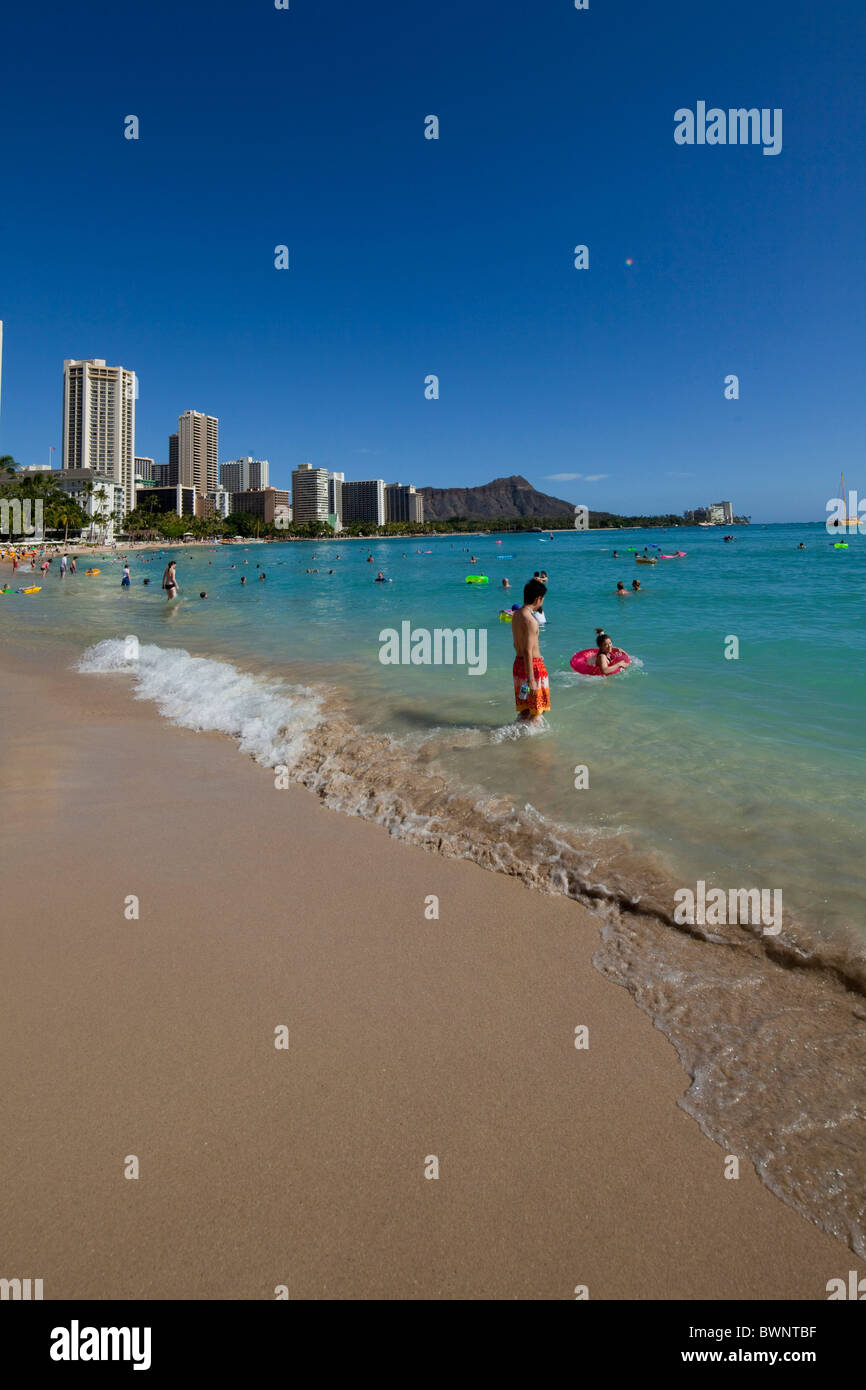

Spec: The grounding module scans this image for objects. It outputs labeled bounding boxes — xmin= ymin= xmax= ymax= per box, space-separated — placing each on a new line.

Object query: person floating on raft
xmin=571 ymin=629 xmax=631 ymax=676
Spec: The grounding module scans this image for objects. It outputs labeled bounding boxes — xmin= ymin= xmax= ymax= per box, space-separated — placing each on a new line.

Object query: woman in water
xmin=593 ymin=629 xmax=629 ymax=675
xmin=162 ymin=560 xmax=178 ymax=600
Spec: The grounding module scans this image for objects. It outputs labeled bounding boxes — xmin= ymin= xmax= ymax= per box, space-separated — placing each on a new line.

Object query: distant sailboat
xmin=835 ymin=472 xmax=860 ymax=528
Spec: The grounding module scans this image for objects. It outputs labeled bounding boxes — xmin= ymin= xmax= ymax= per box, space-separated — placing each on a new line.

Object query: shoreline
xmin=1 ymin=635 xmax=861 ymax=1298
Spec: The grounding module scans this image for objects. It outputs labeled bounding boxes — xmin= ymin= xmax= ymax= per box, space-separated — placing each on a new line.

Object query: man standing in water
xmin=512 ymin=578 xmax=549 ymax=721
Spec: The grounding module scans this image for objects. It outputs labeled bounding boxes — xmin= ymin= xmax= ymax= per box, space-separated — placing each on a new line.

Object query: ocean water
xmin=4 ymin=521 xmax=866 ymax=1254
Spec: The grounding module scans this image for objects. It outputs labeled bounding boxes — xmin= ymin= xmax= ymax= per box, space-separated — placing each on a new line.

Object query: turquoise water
xmin=4 ymin=522 xmax=864 ymax=938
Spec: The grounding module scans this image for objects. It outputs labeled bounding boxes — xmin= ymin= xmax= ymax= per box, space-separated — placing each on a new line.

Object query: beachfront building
xmin=685 ymin=501 xmax=735 ymax=525
xmin=137 ymin=484 xmax=197 ymax=517
xmin=206 ymin=487 xmax=232 ymax=519
xmin=61 ymin=358 xmax=136 ymax=514
xmin=230 ymin=487 xmax=289 ymax=525
xmin=177 ymin=410 xmax=219 ymax=496
xmin=327 ymin=470 xmax=344 ymax=525
xmin=384 ymin=483 xmax=424 ymax=524
xmin=134 ymin=456 xmax=155 ymax=481
xmin=342 ymin=478 xmax=386 ymax=527
xmin=220 ymin=457 xmax=269 ymax=493
xmin=291 ymin=463 xmax=330 ymax=525
xmin=54 ymin=470 xmax=126 ymax=542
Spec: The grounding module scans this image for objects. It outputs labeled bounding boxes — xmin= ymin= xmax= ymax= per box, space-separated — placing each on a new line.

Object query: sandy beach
xmin=0 ymin=640 xmax=855 ymax=1301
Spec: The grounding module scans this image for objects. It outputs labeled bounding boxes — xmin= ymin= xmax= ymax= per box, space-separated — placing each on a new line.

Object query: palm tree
xmin=57 ymin=506 xmax=76 ymax=545
xmin=93 ymin=485 xmax=110 ymax=541
xmin=77 ymin=479 xmax=97 ymax=541
xmin=0 ymin=455 xmax=21 ymax=481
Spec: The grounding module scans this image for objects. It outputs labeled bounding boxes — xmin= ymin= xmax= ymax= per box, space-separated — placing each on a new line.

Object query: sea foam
xmin=77 ymin=637 xmax=323 ymax=768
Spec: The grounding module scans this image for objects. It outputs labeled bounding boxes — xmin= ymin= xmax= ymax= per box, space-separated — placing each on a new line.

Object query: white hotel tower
xmin=62 ymin=358 xmax=136 ymax=507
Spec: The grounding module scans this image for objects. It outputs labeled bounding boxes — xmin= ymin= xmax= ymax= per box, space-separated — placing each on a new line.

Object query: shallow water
xmin=8 ymin=522 xmax=864 ymax=939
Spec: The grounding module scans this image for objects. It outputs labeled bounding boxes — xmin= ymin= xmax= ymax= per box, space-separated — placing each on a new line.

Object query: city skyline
xmin=7 ymin=341 xmax=741 ymax=521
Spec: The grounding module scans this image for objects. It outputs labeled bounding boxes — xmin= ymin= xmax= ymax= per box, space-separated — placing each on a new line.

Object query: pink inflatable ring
xmin=570 ymin=646 xmax=631 ymax=676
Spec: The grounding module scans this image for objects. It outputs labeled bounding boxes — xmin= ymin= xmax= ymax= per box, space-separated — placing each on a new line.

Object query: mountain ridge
xmin=418 ymin=474 xmax=578 ymax=521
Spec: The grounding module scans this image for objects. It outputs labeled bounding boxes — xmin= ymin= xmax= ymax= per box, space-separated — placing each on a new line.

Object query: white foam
xmin=77 ymin=637 xmax=323 ymax=769
xmin=490 ymin=715 xmax=551 ymax=743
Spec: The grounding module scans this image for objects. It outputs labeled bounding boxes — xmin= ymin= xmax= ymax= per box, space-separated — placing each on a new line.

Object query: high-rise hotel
xmin=62 ymin=358 xmax=136 ymax=507
xmin=220 ymin=457 xmax=270 ymax=493
xmin=291 ymin=463 xmax=331 ymax=525
xmin=177 ymin=410 xmax=219 ymax=495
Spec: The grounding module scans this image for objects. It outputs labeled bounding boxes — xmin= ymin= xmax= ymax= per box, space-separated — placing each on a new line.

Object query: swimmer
xmin=375 ymin=571 xmax=386 ymax=582
xmin=200 ymin=591 xmax=208 ymax=598
xmin=593 ymin=629 xmax=629 ymax=675
xmin=502 ymin=577 xmax=510 ymax=589
xmin=616 ymin=581 xmax=628 ymax=595
xmin=241 ymin=576 xmax=246 ymax=584
xmin=612 ymin=550 xmax=619 ymax=559
xmin=259 ymin=572 xmax=266 ymax=581
xmin=143 ymin=578 xmax=150 ymax=585
xmin=367 ymin=554 xmax=373 ymax=563
xmin=631 ymin=579 xmax=641 ymax=592
xmin=798 ymin=542 xmax=806 ymax=550
xmin=539 ymin=571 xmax=548 ymax=583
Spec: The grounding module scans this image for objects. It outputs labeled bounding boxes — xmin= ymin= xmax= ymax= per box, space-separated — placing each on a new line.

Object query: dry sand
xmin=0 ymin=643 xmax=852 ymax=1299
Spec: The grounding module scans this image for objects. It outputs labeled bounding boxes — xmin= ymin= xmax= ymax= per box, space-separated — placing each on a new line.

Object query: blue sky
xmin=0 ymin=0 xmax=863 ymax=520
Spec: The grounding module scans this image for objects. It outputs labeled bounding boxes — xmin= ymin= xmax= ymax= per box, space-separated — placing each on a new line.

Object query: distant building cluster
xmin=30 ymin=354 xmax=424 ymax=538
xmin=287 ymin=464 xmax=423 ymax=531
xmin=684 ymin=500 xmax=734 ymax=524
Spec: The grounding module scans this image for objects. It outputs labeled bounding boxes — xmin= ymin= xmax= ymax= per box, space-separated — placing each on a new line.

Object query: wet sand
xmin=0 ymin=641 xmax=855 ymax=1299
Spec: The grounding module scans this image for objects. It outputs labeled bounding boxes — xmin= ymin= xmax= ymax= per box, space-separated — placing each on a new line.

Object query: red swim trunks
xmin=513 ymin=656 xmax=550 ymax=715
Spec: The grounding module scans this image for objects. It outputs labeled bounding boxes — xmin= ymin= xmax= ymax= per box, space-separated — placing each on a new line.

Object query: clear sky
xmin=0 ymin=0 xmax=863 ymax=519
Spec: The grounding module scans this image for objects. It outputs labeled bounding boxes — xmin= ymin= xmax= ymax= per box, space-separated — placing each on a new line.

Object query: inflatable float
xmin=466 ymin=575 xmax=489 ymax=584
xmin=17 ymin=586 xmax=42 ymax=594
xmin=834 ymin=543 xmax=849 ymax=549
xmin=635 ymin=556 xmax=657 ymax=564
xmin=499 ymin=609 xmax=514 ymax=622
xmin=660 ymin=551 xmax=687 ymax=558
xmin=571 ymin=646 xmax=630 ymax=676
xmin=85 ymin=567 xmax=101 ymax=575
